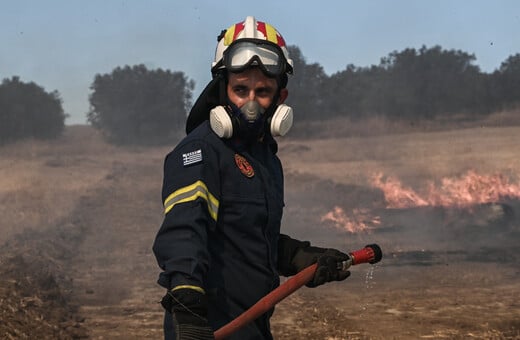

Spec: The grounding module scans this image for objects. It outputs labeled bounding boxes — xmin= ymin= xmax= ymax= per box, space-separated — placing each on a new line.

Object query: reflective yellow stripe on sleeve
xmin=171 ymin=285 xmax=205 ymax=294
xmin=163 ymin=180 xmax=219 ymax=221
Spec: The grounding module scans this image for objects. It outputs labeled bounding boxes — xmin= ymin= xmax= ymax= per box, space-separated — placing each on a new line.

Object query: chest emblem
xmin=235 ymin=154 xmax=255 ymax=178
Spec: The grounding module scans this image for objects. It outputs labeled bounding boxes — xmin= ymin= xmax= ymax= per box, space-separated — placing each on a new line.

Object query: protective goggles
xmin=221 ymin=39 xmax=291 ymax=77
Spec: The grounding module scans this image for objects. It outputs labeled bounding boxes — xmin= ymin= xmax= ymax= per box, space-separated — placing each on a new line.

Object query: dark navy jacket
xmin=153 ymin=121 xmax=285 ymax=339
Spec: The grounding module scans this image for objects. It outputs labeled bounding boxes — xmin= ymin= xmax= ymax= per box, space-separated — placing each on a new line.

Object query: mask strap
xmin=265 ymin=89 xmax=281 ymax=118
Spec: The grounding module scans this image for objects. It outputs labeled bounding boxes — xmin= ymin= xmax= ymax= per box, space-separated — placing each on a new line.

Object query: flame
xmin=321 ymin=170 xmax=520 ymax=233
xmin=321 ymin=206 xmax=381 ymax=233
xmin=372 ymin=170 xmax=520 ymax=208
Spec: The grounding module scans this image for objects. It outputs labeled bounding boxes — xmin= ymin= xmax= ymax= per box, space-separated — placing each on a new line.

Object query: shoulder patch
xmin=182 ymin=149 xmax=203 ymax=166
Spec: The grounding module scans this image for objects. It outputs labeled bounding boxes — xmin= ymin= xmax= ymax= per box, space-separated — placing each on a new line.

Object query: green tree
xmin=378 ymin=46 xmax=485 ymax=118
xmin=0 ymin=77 xmax=66 ymax=145
xmin=285 ymin=46 xmax=328 ymax=121
xmin=324 ymin=64 xmax=386 ymax=119
xmin=495 ymin=53 xmax=520 ymax=108
xmin=87 ymin=64 xmax=194 ymax=145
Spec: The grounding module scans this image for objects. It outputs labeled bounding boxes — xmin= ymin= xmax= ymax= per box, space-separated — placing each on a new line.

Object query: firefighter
xmin=153 ymin=16 xmax=351 ymax=340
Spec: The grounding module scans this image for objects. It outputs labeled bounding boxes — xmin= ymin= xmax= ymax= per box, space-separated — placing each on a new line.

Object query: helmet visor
xmin=223 ymin=40 xmax=287 ymax=77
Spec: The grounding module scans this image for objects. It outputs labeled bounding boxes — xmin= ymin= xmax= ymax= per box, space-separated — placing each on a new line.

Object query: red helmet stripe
xmin=257 ymin=21 xmax=267 ymax=39
xmin=276 ymin=33 xmax=286 ymax=47
xmin=232 ymin=22 xmax=245 ymax=42
xmin=224 ymin=21 xmax=245 ymax=46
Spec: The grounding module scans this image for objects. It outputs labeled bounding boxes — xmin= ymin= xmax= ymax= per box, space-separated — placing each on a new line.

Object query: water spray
xmin=214 ymin=244 xmax=383 ymax=339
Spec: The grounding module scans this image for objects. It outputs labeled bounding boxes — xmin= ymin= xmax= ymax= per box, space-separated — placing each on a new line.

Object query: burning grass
xmin=372 ymin=170 xmax=520 ymax=209
xmin=320 ymin=170 xmax=520 ymax=235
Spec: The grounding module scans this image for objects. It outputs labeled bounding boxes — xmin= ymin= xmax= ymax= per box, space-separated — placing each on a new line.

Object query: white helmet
xmin=211 ymin=16 xmax=293 ymax=77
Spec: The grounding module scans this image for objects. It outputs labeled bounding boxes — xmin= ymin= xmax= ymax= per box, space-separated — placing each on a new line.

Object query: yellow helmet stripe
xmin=163 ymin=180 xmax=219 ymax=221
xmin=224 ymin=25 xmax=236 ymax=46
xmin=264 ymin=23 xmax=278 ymax=44
xmin=224 ymin=21 xmax=245 ymax=46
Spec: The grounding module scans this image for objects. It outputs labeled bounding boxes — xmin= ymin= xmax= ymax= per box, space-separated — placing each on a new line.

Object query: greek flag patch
xmin=182 ymin=149 xmax=202 ymax=166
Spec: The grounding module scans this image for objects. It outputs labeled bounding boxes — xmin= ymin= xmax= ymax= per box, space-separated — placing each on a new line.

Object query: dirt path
xmin=64 ymin=155 xmax=165 ymax=339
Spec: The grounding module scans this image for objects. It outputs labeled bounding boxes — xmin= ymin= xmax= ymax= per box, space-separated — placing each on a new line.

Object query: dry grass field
xmin=1 ymin=112 xmax=519 ymax=339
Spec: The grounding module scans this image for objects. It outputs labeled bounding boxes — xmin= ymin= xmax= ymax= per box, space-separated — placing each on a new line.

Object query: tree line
xmin=1 ymin=45 xmax=519 ymax=145
xmin=286 ymin=45 xmax=520 ymax=122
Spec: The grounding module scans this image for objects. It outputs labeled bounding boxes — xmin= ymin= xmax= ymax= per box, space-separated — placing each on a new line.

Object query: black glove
xmin=278 ymin=235 xmax=351 ymax=287
xmin=291 ymin=244 xmax=351 ymax=288
xmin=161 ymin=288 xmax=214 ymax=340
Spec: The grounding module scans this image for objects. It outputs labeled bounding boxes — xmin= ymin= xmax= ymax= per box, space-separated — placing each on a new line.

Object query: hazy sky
xmin=2 ymin=1 xmax=519 ymax=124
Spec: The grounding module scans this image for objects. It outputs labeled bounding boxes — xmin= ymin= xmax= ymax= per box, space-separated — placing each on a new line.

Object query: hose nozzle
xmin=339 ymin=244 xmax=383 ymax=271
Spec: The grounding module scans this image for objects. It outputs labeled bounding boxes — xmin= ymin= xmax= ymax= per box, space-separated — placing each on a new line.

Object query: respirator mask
xmin=210 ymin=100 xmax=293 ymax=140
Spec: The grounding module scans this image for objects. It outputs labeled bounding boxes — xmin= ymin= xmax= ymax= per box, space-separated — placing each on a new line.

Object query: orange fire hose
xmin=214 ymin=244 xmax=382 ymax=340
